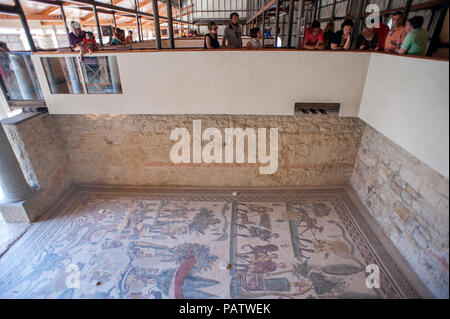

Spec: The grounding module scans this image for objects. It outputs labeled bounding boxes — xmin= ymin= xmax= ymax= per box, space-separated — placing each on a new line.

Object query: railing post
xmin=59 ymin=3 xmax=70 ymax=39
xmin=167 ymin=0 xmax=175 ymax=49
xmin=135 ymin=0 xmax=142 ymax=42
xmin=295 ymin=0 xmax=305 ymax=49
xmin=110 ymin=0 xmax=117 ymax=28
xmin=13 ymin=0 xmax=36 ymax=52
xmin=274 ymin=0 xmax=280 ymax=48
xmin=262 ymin=10 xmax=265 ymax=48
xmin=152 ymin=0 xmax=162 ymax=49
xmin=351 ymin=0 xmax=365 ymax=49
xmin=286 ymin=0 xmax=295 ymax=48
xmin=92 ymin=1 xmax=103 ymax=46
xmin=403 ymin=0 xmax=413 ymax=22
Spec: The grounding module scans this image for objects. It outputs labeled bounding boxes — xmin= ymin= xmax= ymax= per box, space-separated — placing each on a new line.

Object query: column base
xmin=0 ymin=189 xmax=40 ymax=223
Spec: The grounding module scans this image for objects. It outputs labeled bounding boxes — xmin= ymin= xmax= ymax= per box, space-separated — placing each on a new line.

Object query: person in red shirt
xmin=79 ymin=31 xmax=97 ymax=61
xmin=303 ymin=21 xmax=325 ymax=50
xmin=372 ymin=16 xmax=390 ymax=51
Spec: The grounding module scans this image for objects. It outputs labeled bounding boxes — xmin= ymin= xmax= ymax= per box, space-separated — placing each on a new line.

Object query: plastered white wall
xmin=32 ymin=50 xmax=370 ymax=117
xmin=359 ymin=53 xmax=449 ymax=178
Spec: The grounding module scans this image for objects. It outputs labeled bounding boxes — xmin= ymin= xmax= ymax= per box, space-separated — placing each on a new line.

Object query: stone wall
xmin=350 ymin=123 xmax=449 ymax=298
xmin=1 ymin=114 xmax=72 ymax=222
xmin=52 ymin=114 xmax=363 ymax=187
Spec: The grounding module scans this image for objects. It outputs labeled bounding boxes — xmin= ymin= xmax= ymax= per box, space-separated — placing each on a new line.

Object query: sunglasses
xmin=212 ymin=27 xmax=218 ymax=30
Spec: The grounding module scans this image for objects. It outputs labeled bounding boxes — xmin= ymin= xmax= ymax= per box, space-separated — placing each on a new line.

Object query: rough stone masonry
xmin=351 ymin=124 xmax=449 ymax=299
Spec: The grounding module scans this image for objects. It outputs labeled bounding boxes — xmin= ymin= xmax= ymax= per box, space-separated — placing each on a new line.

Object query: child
xmin=79 ymin=31 xmax=97 ymax=61
xmin=126 ymin=30 xmax=134 ymax=44
xmin=204 ymin=21 xmax=219 ymax=49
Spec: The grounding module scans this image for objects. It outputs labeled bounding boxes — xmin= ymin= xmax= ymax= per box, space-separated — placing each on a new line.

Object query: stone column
xmin=0 ymin=123 xmax=36 ymax=206
xmin=108 ymin=56 xmax=121 ymax=93
xmin=9 ymin=55 xmax=37 ymax=100
xmin=65 ymin=57 xmax=83 ymax=94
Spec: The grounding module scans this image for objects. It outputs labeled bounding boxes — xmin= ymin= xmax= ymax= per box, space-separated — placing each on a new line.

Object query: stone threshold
xmin=0 ymin=111 xmax=45 ymax=126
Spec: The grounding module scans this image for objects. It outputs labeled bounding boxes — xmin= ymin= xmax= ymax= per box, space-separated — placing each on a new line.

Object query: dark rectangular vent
xmin=295 ymin=103 xmax=340 ymax=115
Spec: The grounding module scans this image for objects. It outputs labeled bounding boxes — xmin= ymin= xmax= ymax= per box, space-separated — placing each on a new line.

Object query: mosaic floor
xmin=0 ymin=186 xmax=425 ymax=299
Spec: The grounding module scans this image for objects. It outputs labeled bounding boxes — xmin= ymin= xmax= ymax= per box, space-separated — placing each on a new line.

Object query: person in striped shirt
xmin=384 ymin=12 xmax=407 ymax=53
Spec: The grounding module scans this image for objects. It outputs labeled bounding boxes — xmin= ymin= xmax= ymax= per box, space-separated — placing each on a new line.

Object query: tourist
xmin=330 ymin=19 xmax=354 ymax=50
xmin=384 ymin=11 xmax=407 ymax=53
xmin=0 ymin=41 xmax=12 ymax=89
xmin=0 ymin=41 xmax=9 ymax=52
xmin=246 ymin=27 xmax=262 ymax=49
xmin=79 ymin=31 xmax=97 ymax=61
xmin=204 ymin=21 xmax=220 ymax=49
xmin=396 ymin=16 xmax=428 ymax=56
xmin=68 ymin=21 xmax=86 ymax=51
xmin=119 ymin=29 xmax=126 ymax=44
xmin=323 ymin=22 xmax=335 ymax=49
xmin=356 ymin=22 xmax=378 ymax=50
xmin=303 ymin=21 xmax=325 ymax=50
xmin=111 ymin=28 xmax=125 ymax=45
xmin=126 ymin=30 xmax=134 ymax=44
xmin=372 ymin=16 xmax=390 ymax=51
xmin=222 ymin=12 xmax=243 ymax=48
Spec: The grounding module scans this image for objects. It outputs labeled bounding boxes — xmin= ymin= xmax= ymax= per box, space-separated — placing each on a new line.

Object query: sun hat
xmin=70 ymin=21 xmax=81 ymax=29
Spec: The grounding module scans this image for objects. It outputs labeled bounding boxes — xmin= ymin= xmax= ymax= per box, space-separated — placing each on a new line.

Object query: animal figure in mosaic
xmin=313 ymin=221 xmax=366 ymax=269
xmin=61 ymin=215 xmax=119 ymax=251
xmin=295 ymin=207 xmax=324 ymax=240
xmin=313 ymin=240 xmax=353 ymax=260
xmin=236 ymin=244 xmax=279 ymax=262
xmin=290 ymin=223 xmax=315 ymax=259
xmin=239 ymin=203 xmax=274 ymax=230
xmin=234 ymin=260 xmax=287 ymax=275
xmin=237 ymin=209 xmax=256 ymax=229
xmin=119 ymin=265 xmax=159 ymax=298
xmin=236 ymin=224 xmax=279 ymax=242
xmin=142 ymin=222 xmax=188 ymax=239
xmin=116 ymin=201 xmax=150 ymax=239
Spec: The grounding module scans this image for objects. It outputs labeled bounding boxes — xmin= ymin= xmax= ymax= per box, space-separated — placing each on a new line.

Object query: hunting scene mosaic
xmin=0 ymin=188 xmax=421 ymax=299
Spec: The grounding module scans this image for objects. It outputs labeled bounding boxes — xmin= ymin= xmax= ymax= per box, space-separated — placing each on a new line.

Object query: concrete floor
xmin=0 ymin=186 xmax=432 ymax=299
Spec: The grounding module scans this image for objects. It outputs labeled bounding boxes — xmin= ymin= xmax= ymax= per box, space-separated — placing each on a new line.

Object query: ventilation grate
xmin=295 ymin=103 xmax=340 ymax=115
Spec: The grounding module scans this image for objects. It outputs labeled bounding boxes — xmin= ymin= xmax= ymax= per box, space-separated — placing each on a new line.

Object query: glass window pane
xmin=41 ymin=57 xmax=85 ymax=94
xmin=80 ymin=56 xmax=122 ymax=94
xmin=0 ymin=52 xmax=44 ymax=100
